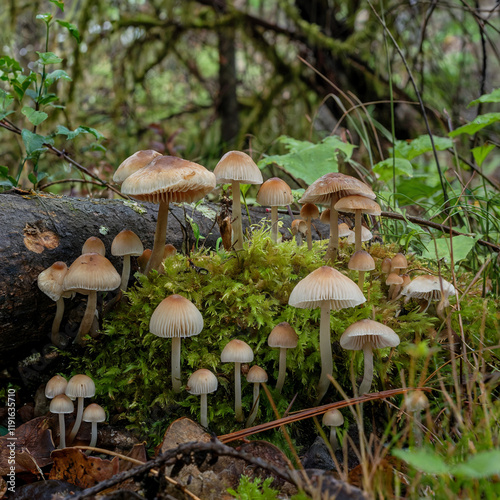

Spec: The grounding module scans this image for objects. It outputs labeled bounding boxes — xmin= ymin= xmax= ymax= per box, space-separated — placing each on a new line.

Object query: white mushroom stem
xmin=87 ymin=421 xmax=98 ymax=453
xmin=171 ymin=337 xmax=182 ymax=393
xmin=359 ymin=342 xmax=374 ymax=395
xmin=276 ymin=348 xmax=287 ymax=393
xmin=270 ymin=206 xmax=279 ymax=243
xmin=246 ymin=383 xmax=261 ymax=427
xmin=354 ymin=210 xmax=362 ymax=252
xmin=199 ymin=393 xmax=208 ymax=428
xmin=74 ymin=291 xmax=97 ymax=346
xmin=317 ymin=302 xmax=333 ymax=402
xmin=58 ymin=414 xmax=66 ymax=449
xmin=68 ymin=397 xmax=85 ymax=443
xmin=145 ymin=201 xmax=169 ymax=274
xmin=51 ymin=297 xmax=65 ymax=346
xmin=325 ymin=199 xmax=338 ymax=261
xmin=305 ymin=217 xmax=313 ymax=251
xmin=412 ymin=410 xmax=423 ymax=447
xmin=234 ymin=362 xmax=244 ymax=422
xmin=231 ymin=180 xmax=244 ymax=250
xmin=329 ymin=428 xmax=339 ymax=452
xmin=120 ymin=255 xmax=131 ymax=292
xmin=357 ymin=271 xmax=366 ymax=291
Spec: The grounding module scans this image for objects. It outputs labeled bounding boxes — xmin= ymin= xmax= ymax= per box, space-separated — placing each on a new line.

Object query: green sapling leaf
xmin=22 ymin=106 xmax=48 ymax=126
xmin=56 ymin=20 xmax=81 ymax=44
xmin=36 ymin=51 xmax=63 ymax=65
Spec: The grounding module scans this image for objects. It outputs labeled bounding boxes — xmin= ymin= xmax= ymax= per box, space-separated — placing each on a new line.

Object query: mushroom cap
xmin=121 ymin=155 xmax=216 ymax=204
xmin=221 ymin=339 xmax=254 ymax=363
xmin=38 ymin=262 xmax=68 ymax=301
xmin=111 ymin=229 xmax=144 ymax=257
xmin=150 ymin=294 xmax=203 ymax=338
xmin=65 ymin=374 xmax=96 ymax=399
xmin=405 ymin=390 xmax=429 ymax=412
xmin=300 ymin=203 xmax=320 ymax=220
xmin=390 ymin=253 xmax=408 ymax=272
xmin=163 ymin=244 xmax=177 ymax=258
xmin=82 ymin=237 xmax=106 ymax=256
xmin=322 ymin=408 xmax=344 ymax=427
xmin=246 ymin=365 xmax=268 ymax=383
xmin=187 ymin=369 xmax=218 ymax=395
xmin=340 ymin=319 xmax=400 ymax=350
xmin=319 ymin=209 xmax=330 ymax=224
xmin=348 ymin=251 xmax=375 ymax=272
xmin=268 ymin=322 xmax=299 ymax=349
xmin=50 ymin=394 xmax=74 ymax=414
xmin=291 ymin=219 xmax=307 ymax=236
xmin=401 ymin=274 xmax=456 ymax=301
xmin=113 ymin=149 xmax=162 ymax=184
xmin=256 ymin=177 xmax=293 ymax=207
xmin=381 ymin=257 xmax=392 ymax=274
xmin=63 ymin=253 xmax=121 ymax=293
xmin=334 ymin=195 xmax=381 ymax=216
xmin=288 ymin=266 xmax=366 ymax=310
xmin=299 ymin=172 xmax=375 ymax=206
xmin=45 ymin=374 xmax=68 ymax=399
xmin=347 ymin=226 xmax=373 ymax=244
xmin=82 ymin=403 xmax=106 ymax=423
xmin=338 ymin=223 xmax=352 ymax=238
xmin=386 ymin=273 xmax=404 ymax=286
xmin=214 ymin=151 xmax=263 ymax=185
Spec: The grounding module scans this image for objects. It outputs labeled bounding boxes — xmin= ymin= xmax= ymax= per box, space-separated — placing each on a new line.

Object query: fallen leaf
xmin=119 ymin=443 xmax=148 ymax=471
xmin=157 ymin=417 xmax=211 ymax=456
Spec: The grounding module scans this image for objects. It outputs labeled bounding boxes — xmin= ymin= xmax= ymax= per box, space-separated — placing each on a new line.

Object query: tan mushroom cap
xmin=121 ymin=155 xmax=216 ymax=204
xmin=82 ymin=237 xmax=106 ymax=256
xmin=63 ymin=253 xmax=121 ymax=294
xmin=256 ymin=177 xmax=293 ymax=207
xmin=50 ymin=394 xmax=74 ymax=414
xmin=45 ymin=374 xmax=68 ymax=399
xmin=402 ymin=274 xmax=456 ymax=301
xmin=163 ymin=244 xmax=177 ymax=258
xmin=187 ymin=369 xmax=218 ymax=395
xmin=268 ymin=322 xmax=298 ymax=349
xmin=214 ymin=151 xmax=263 ymax=185
xmin=334 ymin=195 xmax=381 ymax=216
xmin=381 ymin=257 xmax=392 ymax=274
xmin=319 ymin=209 xmax=331 ymax=224
xmin=221 ymin=339 xmax=254 ymax=363
xmin=300 ymin=203 xmax=320 ymax=220
xmin=299 ymin=172 xmax=375 ymax=206
xmin=38 ymin=262 xmax=69 ymax=301
xmin=348 ymin=251 xmax=375 ymax=272
xmin=111 ymin=230 xmax=144 ymax=257
xmin=246 ymin=365 xmax=268 ymax=383
xmin=338 ymin=223 xmax=352 ymax=238
xmin=322 ymin=408 xmax=344 ymax=427
xmin=113 ymin=149 xmax=162 ymax=184
xmin=390 ymin=253 xmax=408 ymax=272
xmin=340 ymin=319 xmax=400 ymax=351
xmin=347 ymin=226 xmax=373 ymax=244
xmin=82 ymin=403 xmax=106 ymax=423
xmin=386 ymin=273 xmax=404 ymax=286
xmin=288 ymin=266 xmax=366 ymax=310
xmin=150 ymin=294 xmax=203 ymax=339
xmin=65 ymin=374 xmax=96 ymax=399
xmin=405 ymin=390 xmax=429 ymax=412
xmin=291 ymin=219 xmax=308 ymax=236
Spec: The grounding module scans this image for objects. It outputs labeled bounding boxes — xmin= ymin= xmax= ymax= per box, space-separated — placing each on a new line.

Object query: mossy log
xmin=0 ymin=190 xmax=329 ymax=362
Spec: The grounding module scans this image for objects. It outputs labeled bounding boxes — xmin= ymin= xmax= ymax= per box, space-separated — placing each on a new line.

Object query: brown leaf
xmin=49 ymin=448 xmax=119 ymax=489
xmin=119 ymin=443 xmax=148 ymax=471
xmin=156 ymin=417 xmax=211 ymax=456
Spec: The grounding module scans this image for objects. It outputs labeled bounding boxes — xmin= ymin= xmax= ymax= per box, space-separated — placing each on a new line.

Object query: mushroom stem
xmin=276 ymin=348 xmax=287 ymax=393
xmin=234 ymin=362 xmax=244 ymax=422
xmin=246 ymin=383 xmax=260 ymax=427
xmin=58 ymin=414 xmax=66 ymax=449
xmin=171 ymin=337 xmax=182 ymax=393
xmin=357 ymin=271 xmax=365 ymax=291
xmin=325 ymin=199 xmax=338 ymax=261
xmin=231 ymin=180 xmax=244 ymax=250
xmin=316 ymin=302 xmax=333 ymax=403
xmin=199 ymin=393 xmax=208 ymax=428
xmin=329 ymin=428 xmax=339 ymax=452
xmin=359 ymin=342 xmax=374 ymax=395
xmin=120 ymin=255 xmax=131 ymax=292
xmin=354 ymin=210 xmax=362 ymax=252
xmin=68 ymin=397 xmax=84 ymax=444
xmin=87 ymin=421 xmax=98 ymax=454
xmin=412 ymin=410 xmax=423 ymax=447
xmin=305 ymin=217 xmax=313 ymax=251
xmin=270 ymin=206 xmax=279 ymax=243
xmin=52 ymin=297 xmax=65 ymax=346
xmin=74 ymin=291 xmax=97 ymax=345
xmin=145 ymin=201 xmax=169 ymax=274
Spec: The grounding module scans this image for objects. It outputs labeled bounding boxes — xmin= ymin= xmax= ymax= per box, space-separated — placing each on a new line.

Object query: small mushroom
xmin=113 ymin=149 xmax=162 ymax=184
xmin=45 ymin=374 xmax=68 ymax=399
xmin=82 ymin=236 xmax=106 ymax=256
xmin=267 ymin=322 xmax=298 ymax=393
xmin=322 ymin=409 xmax=344 ymax=451
xmin=300 ymin=203 xmax=319 ymax=250
xmin=111 ymin=230 xmax=144 ymax=291
xmin=65 ymin=374 xmax=96 ymax=444
xmin=245 ymin=366 xmax=268 ymax=428
xmin=390 ymin=253 xmax=408 ymax=275
xmin=291 ymin=219 xmax=308 ymax=246
xmin=187 ymin=369 xmax=218 ymax=428
xmin=82 ymin=403 xmax=106 ymax=453
xmin=386 ymin=272 xmax=404 ymax=301
xmin=348 ymin=250 xmax=375 ymax=290
xmin=50 ymin=394 xmax=74 ymax=449
xmin=405 ymin=390 xmax=429 ymax=447
xmin=346 ymin=226 xmax=373 ymax=247
xmin=401 ymin=274 xmax=456 ymax=314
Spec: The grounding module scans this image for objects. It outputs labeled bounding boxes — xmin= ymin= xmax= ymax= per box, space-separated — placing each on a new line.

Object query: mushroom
xmin=245 ymin=365 xmax=268 ymax=428
xmin=267 ymin=322 xmax=298 ymax=393
xmin=111 ymin=229 xmax=144 ymax=291
xmin=221 ymin=339 xmax=254 ymax=422
xmin=50 ymin=394 xmax=74 ymax=449
xmin=113 ymin=149 xmax=162 ymax=184
xmin=401 ymin=274 xmax=456 ymax=314
xmin=346 ymin=226 xmax=373 ymax=246
xmin=288 ymin=266 xmax=366 ymax=402
xmin=149 ymin=294 xmax=204 ymax=392
xmin=82 ymin=403 xmax=106 ymax=453
xmin=338 ymin=223 xmax=352 ymax=239
xmin=187 ymin=369 xmax=218 ymax=428
xmin=386 ymin=272 xmax=404 ymax=301
xmin=322 ymin=409 xmax=344 ymax=451
xmin=121 ymin=155 xmax=216 ymax=274
xmin=300 ymin=203 xmax=319 ymax=250
xmin=138 ymin=249 xmax=152 ymax=273
xmin=348 ymin=250 xmax=375 ymax=290
xmin=381 ymin=257 xmax=392 ymax=275
xmin=82 ymin=236 xmax=106 ymax=256
xmin=65 ymin=374 xmax=96 ymax=444
xmin=340 ymin=319 xmax=400 ymax=395
xmin=335 ymin=196 xmax=381 ymax=252
xmin=390 ymin=253 xmax=408 ymax=275
xmin=214 ymin=151 xmax=263 ymax=251
xmin=291 ymin=219 xmax=308 ymax=246
xmin=62 ymin=253 xmax=121 ymax=345
xmin=299 ymin=173 xmax=375 ymax=261
xmin=45 ymin=374 xmax=68 ymax=399
xmin=256 ymin=177 xmax=294 ymax=243
xmin=405 ymin=390 xmax=429 ymax=447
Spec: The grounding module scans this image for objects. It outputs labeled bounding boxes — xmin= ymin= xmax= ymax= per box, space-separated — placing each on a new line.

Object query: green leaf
xmin=36 ymin=13 xmax=53 ymax=24
xmin=394 ymin=135 xmax=453 ymax=160
xmin=56 ymin=20 xmax=81 ymax=44
xmin=50 ymin=0 xmax=65 ymax=11
xmin=0 ymin=56 xmax=22 ymax=77
xmin=55 ymin=125 xmax=104 ymax=141
xmin=45 ymin=69 xmax=72 ymax=86
xmin=0 ymin=89 xmax=14 ymax=120
xmin=38 ymin=93 xmax=59 ymax=106
xmin=451 ymin=450 xmax=500 ymax=479
xmin=21 ymin=107 xmax=48 ymax=126
xmin=11 ymin=73 xmax=37 ymax=100
xmin=373 ymin=158 xmax=413 ymax=182
xmin=449 ymin=113 xmax=500 ymax=137
xmin=392 ymin=448 xmax=450 ymax=475
xmin=420 ymin=234 xmax=479 ymax=263
xmin=21 ymin=129 xmax=53 ymax=157
xmin=36 ymin=52 xmax=63 ymax=65
xmin=468 ymin=88 xmax=500 ymax=107
xmin=471 ymin=143 xmax=496 ymax=167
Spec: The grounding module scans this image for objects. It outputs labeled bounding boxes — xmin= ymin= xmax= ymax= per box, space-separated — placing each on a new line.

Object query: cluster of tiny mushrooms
xmin=39 ymin=150 xmax=456 ymax=448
